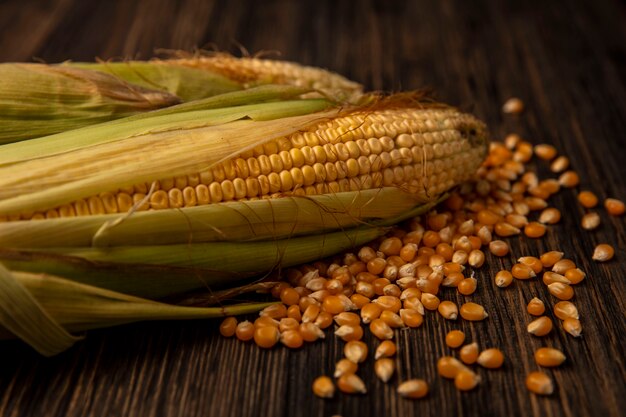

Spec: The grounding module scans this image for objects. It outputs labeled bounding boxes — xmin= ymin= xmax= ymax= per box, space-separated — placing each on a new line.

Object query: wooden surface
xmin=1 ymin=0 xmax=625 ymax=416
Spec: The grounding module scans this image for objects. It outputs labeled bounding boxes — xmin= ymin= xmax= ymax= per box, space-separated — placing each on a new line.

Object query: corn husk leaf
xmin=0 ymin=263 xmax=274 ymax=355
xmin=0 ymin=63 xmax=181 ymax=145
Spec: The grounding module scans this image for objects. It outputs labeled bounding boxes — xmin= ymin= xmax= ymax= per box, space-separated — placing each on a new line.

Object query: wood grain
xmin=0 ymin=0 xmax=625 ymax=416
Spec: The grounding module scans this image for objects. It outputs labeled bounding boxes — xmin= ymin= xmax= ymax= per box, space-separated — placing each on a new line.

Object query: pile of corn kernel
xmin=218 ymin=99 xmax=624 ymax=400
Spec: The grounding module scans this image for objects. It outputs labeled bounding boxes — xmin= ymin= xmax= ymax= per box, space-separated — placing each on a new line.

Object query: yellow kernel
xmin=375 ymin=340 xmax=397 ymax=359
xmin=312 ymin=375 xmax=335 ymax=398
xmin=280 ymin=287 xmax=300 ymax=306
xmin=253 ymin=326 xmax=280 ymax=348
xmin=397 ymin=379 xmax=429 ymax=399
xmin=477 ymin=348 xmax=504 ymax=369
xmin=526 ymin=298 xmax=545 ymax=316
xmin=495 ymin=270 xmax=513 ymax=288
xmin=254 ymin=316 xmax=279 ymax=328
xmin=302 ymin=304 xmax=321 ymax=323
xmin=337 ymin=373 xmax=367 ymax=394
xmin=375 ymin=295 xmax=402 ymax=313
xmin=334 ymin=312 xmax=361 ymax=327
xmin=380 ymin=310 xmax=404 ymax=328
xmin=445 ymin=330 xmax=465 ymax=348
xmin=558 ymin=170 xmax=579 ymax=188
xmin=460 ymin=302 xmax=488 ymax=321
xmin=592 ymin=244 xmax=614 ymax=262
xmin=375 ymin=358 xmax=396 ymax=383
xmin=538 ymin=208 xmax=561 ymax=224
xmin=235 ymin=320 xmax=254 ymax=341
xmin=334 ymin=358 xmax=358 ymax=378
xmin=526 ymin=371 xmax=553 ymax=395
xmin=540 ymin=251 xmax=564 ymax=267
xmin=350 ymin=293 xmax=371 ymax=309
xmin=581 ymin=212 xmax=601 ymax=230
xmin=370 ymin=318 xmax=394 ymax=340
xmin=534 ymin=348 xmax=566 ymax=367
xmin=527 ymin=316 xmax=553 ymax=336
xmin=457 ymin=278 xmax=477 ymax=295
xmin=219 ymin=316 xmax=237 ymax=337
xmin=554 ymin=301 xmax=579 ymax=320
xmin=438 ymin=301 xmax=459 ymax=320
xmin=260 ymin=303 xmax=288 ymax=319
xmin=279 ymin=318 xmax=300 ymax=333
xmin=287 ymin=305 xmax=302 ymax=321
xmin=459 ymin=342 xmax=479 ymax=365
xmin=421 ymin=293 xmax=441 ymax=311
xmin=502 ymin=97 xmax=524 ymax=114
xmin=281 ymin=329 xmax=304 ymax=349
xmin=334 ymin=325 xmax=364 ymax=342
xmin=534 ymin=144 xmax=557 ymax=160
xmin=564 ymin=268 xmax=586 ymax=285
xmin=552 ymin=259 xmax=576 ymax=274
xmin=562 ymin=317 xmax=583 ymax=337
xmin=542 ymin=271 xmax=570 ymax=286
xmin=399 ymin=308 xmax=424 ymax=328
xmin=578 ymin=191 xmax=599 ymax=208
xmin=437 ymin=356 xmax=468 ymax=379
xmin=322 ymin=295 xmax=346 ymax=314
xmin=454 ymin=369 xmax=481 ymax=391
xmin=379 ymin=237 xmax=403 ymax=256
xmin=360 ymin=302 xmax=383 ymax=324
xmin=550 ymin=156 xmax=569 ymax=173
xmin=314 ymin=312 xmax=334 ymax=330
xmin=468 ymin=249 xmax=485 ymax=268
xmin=495 ymin=222 xmax=521 ymax=237
xmin=548 ymin=282 xmax=574 ymax=300
xmin=524 ymin=222 xmax=546 ymax=238
xmin=605 ymin=198 xmax=625 ymax=216
xmin=344 ymin=340 xmax=368 ymax=363
xmin=511 ymin=263 xmax=536 ymax=280
xmin=518 ymin=256 xmax=543 ymax=274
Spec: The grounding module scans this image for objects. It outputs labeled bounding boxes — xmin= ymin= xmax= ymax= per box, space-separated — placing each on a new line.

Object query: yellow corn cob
xmin=9 ymin=105 xmax=486 ymax=220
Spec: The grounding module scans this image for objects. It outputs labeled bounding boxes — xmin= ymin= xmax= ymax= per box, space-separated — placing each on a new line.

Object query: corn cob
xmin=0 ymin=87 xmax=487 ymax=355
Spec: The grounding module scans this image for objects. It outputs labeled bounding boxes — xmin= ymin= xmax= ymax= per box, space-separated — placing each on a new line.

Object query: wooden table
xmin=0 ymin=1 xmax=625 ymax=416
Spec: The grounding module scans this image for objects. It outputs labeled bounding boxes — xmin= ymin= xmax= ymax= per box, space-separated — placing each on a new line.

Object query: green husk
xmin=0 ymin=263 xmax=274 ymax=356
xmin=0 ymin=63 xmax=181 ymax=145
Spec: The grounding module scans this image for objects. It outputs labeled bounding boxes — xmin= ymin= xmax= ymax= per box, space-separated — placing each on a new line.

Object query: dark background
xmin=0 ymin=1 xmax=625 ymax=416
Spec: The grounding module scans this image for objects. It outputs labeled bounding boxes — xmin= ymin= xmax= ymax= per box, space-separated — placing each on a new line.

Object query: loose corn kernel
xmin=550 ymin=156 xmax=569 ymax=173
xmin=421 ymin=293 xmax=441 ymax=311
xmin=219 ymin=317 xmax=237 ymax=337
xmin=281 ymin=329 xmax=304 ymax=349
xmin=344 ymin=340 xmax=368 ymax=363
xmin=334 ymin=325 xmax=364 ymax=342
xmin=505 ymin=213 xmax=529 ymax=228
xmin=457 ymin=278 xmax=477 ymax=295
xmin=460 ymin=302 xmax=488 ymax=321
xmin=334 ymin=312 xmax=361 ymax=327
xmin=502 ymin=97 xmax=524 ymax=114
xmin=302 ymin=304 xmax=321 ymax=323
xmin=552 ymin=259 xmax=576 ymax=274
xmin=477 ymin=226 xmax=493 ymax=245
xmin=605 ymin=198 xmax=625 ymax=216
xmin=254 ymin=316 xmax=279 ymax=328
xmin=260 ymin=303 xmax=288 ymax=319
xmin=321 ymin=295 xmax=345 ymax=314
xmin=337 ymin=374 xmax=367 ymax=394
xmin=445 ymin=330 xmax=465 ymax=348
xmin=400 ymin=243 xmax=418 ymax=262
xmin=375 ymin=358 xmax=396 ymax=383
xmin=437 ymin=356 xmax=468 ymax=379
xmin=548 ymin=282 xmax=574 ymax=300
xmin=360 ymin=303 xmax=383 ymax=324
xmin=518 ymin=256 xmax=544 ymax=274
xmin=477 ymin=348 xmax=504 ymax=369
xmin=350 ymin=293 xmax=371 ymax=309
xmin=526 ymin=298 xmax=546 ymax=316
xmin=397 ymin=379 xmax=429 ymax=399
xmin=562 ymin=318 xmax=583 ymax=337
xmin=554 ymin=301 xmax=579 ymax=320
xmin=374 ymin=295 xmax=402 ymax=313
xmin=495 ymin=222 xmax=521 ymax=237
xmin=526 ymin=197 xmax=548 ymax=210
xmin=489 ymin=240 xmax=510 ymax=257
xmin=400 ymin=287 xmax=422 ymax=300
xmin=542 ymin=271 xmax=570 ymax=286
xmin=534 ymin=144 xmax=557 ymax=160
xmin=451 ymin=250 xmax=469 ymax=265
xmin=538 ymin=208 xmax=561 ymax=224
xmin=495 ymin=270 xmax=514 ymax=288
xmin=524 ymin=222 xmax=546 ymax=238
xmin=370 ymin=318 xmax=394 ymax=340
xmin=454 ymin=369 xmax=481 ymax=391
xmin=438 ymin=301 xmax=459 ymax=320
xmin=367 ymin=257 xmax=387 ymax=275
xmin=334 ymin=358 xmax=358 ymax=378
xmin=468 ymin=249 xmax=485 ymax=267
xmin=375 ymin=340 xmax=397 ymax=359
xmin=235 ymin=320 xmax=255 ymax=342
xmin=459 ymin=342 xmax=479 ymax=365
xmin=578 ymin=191 xmax=599 ymax=208
xmin=314 ymin=312 xmax=334 ymax=329
xmin=300 ymin=323 xmax=325 ymax=342
xmin=379 ymin=237 xmax=402 ymax=256
xmin=442 ymin=272 xmax=464 ymax=287
xmin=504 ymin=133 xmax=521 ymax=149
xmin=312 ymin=376 xmax=335 ymax=398
xmin=254 ymin=326 xmax=280 ymax=348
xmin=380 ymin=310 xmax=405 ymax=328
xmin=564 ymin=268 xmax=586 ymax=285
xmin=592 ymin=244 xmax=614 ymax=262
xmin=558 ymin=170 xmax=579 ymax=188
xmin=534 ymin=348 xmax=566 ymax=367
xmin=512 ymin=263 xmax=536 ymax=280
xmin=279 ymin=318 xmax=300 ymax=333
xmin=526 ymin=372 xmax=553 ymax=395
xmin=280 ymin=287 xmax=300 ymax=306
xmin=287 ymin=305 xmax=302 ymax=321
xmin=527 ymin=316 xmax=553 ymax=336
xmin=540 ymin=251 xmax=564 ymax=267
xmin=581 ymin=212 xmax=601 ymax=230
xmin=399 ymin=308 xmax=424 ymax=328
